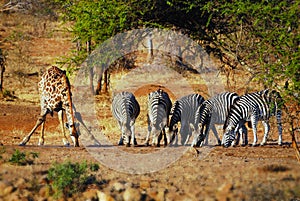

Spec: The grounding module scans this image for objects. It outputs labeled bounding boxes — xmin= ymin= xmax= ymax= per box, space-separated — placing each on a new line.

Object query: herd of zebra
xmin=111 ymin=88 xmax=283 ymax=148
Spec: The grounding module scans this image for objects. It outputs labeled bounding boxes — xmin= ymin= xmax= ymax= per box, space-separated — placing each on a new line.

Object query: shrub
xmin=47 ymin=161 xmax=99 ymax=198
xmin=8 ymin=149 xmax=39 ymax=165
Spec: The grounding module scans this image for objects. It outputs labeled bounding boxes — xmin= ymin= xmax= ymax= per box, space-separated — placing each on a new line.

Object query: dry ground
xmin=0 ymin=88 xmax=299 ymax=201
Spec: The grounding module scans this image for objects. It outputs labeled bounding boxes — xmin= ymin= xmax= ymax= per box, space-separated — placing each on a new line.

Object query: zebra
xmin=190 ymin=92 xmax=248 ymax=147
xmin=111 ymin=91 xmax=140 ymax=147
xmin=223 ymin=89 xmax=283 ymax=147
xmin=169 ymin=94 xmax=205 ymax=146
xmin=146 ymin=89 xmax=172 ymax=147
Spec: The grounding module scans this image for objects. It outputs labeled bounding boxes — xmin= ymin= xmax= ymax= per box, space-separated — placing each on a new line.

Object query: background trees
xmin=54 ymin=0 xmax=299 ymax=103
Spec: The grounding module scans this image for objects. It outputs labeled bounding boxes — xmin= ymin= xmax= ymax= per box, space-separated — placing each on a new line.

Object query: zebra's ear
xmin=190 ymin=123 xmax=195 ymax=132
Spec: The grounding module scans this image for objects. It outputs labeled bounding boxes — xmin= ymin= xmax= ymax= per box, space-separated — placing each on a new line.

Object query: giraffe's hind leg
xmin=19 ymin=115 xmax=46 ymax=146
xmin=58 ymin=110 xmax=70 ymax=146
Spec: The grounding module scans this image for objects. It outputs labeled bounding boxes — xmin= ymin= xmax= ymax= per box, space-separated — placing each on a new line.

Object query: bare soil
xmin=0 ymin=96 xmax=299 ymax=201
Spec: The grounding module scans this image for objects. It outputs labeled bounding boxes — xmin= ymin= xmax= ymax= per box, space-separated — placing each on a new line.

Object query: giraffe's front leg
xmin=58 ymin=110 xmax=70 ymax=146
xmin=20 ymin=115 xmax=45 ymax=146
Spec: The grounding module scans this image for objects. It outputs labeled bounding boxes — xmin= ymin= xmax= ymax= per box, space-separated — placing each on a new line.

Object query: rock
xmin=39 ymin=186 xmax=50 ymax=197
xmin=147 ymin=188 xmax=166 ymax=201
xmin=123 ymin=187 xmax=141 ymax=201
xmin=112 ymin=182 xmax=125 ymax=192
xmin=15 ymin=178 xmax=26 ymax=188
xmin=139 ymin=180 xmax=151 ymax=189
xmin=3 ymin=185 xmax=14 ymax=196
xmin=216 ymin=183 xmax=233 ymax=201
xmin=39 ymin=174 xmax=49 ymax=185
xmin=4 ymin=190 xmax=19 ymax=201
xmin=0 ymin=181 xmax=14 ymax=197
xmin=82 ymin=189 xmax=98 ymax=201
xmin=97 ymin=191 xmax=115 ymax=201
xmin=218 ymin=183 xmax=233 ymax=193
xmin=0 ymin=181 xmax=8 ymax=193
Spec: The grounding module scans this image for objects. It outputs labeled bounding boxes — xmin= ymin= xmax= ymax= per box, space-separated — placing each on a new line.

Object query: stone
xmin=3 ymin=185 xmax=14 ymax=196
xmin=82 ymin=189 xmax=98 ymax=201
xmin=97 ymin=191 xmax=115 ymax=201
xmin=39 ymin=186 xmax=50 ymax=197
xmin=216 ymin=183 xmax=233 ymax=201
xmin=139 ymin=180 xmax=151 ymax=189
xmin=15 ymin=178 xmax=26 ymax=188
xmin=112 ymin=182 xmax=125 ymax=192
xmin=147 ymin=188 xmax=166 ymax=201
xmin=123 ymin=187 xmax=141 ymax=201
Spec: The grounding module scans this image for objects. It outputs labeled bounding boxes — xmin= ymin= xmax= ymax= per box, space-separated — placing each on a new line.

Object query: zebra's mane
xmin=223 ymin=96 xmax=240 ymax=130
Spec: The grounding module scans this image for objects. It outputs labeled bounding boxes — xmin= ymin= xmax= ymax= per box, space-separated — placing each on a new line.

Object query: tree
xmin=54 ymin=0 xmax=299 ymax=101
xmin=0 ymin=48 xmax=5 ymax=92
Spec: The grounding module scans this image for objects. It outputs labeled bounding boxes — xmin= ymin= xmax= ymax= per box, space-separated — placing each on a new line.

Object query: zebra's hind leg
xmin=118 ymin=136 xmax=124 ymax=146
xmin=163 ymin=129 xmax=168 ymax=147
xmin=144 ymin=131 xmax=150 ymax=146
xmin=260 ymin=120 xmax=270 ymax=146
xmin=130 ymin=123 xmax=137 ymax=147
xmin=144 ymin=117 xmax=151 ymax=146
xmin=276 ymin=110 xmax=283 ymax=145
xmin=250 ymin=115 xmax=258 ymax=146
xmin=241 ymin=125 xmax=248 ymax=146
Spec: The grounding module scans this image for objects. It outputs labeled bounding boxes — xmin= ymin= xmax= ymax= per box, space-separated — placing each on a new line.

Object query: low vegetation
xmin=8 ymin=149 xmax=39 ymax=166
xmin=47 ymin=161 xmax=99 ymax=198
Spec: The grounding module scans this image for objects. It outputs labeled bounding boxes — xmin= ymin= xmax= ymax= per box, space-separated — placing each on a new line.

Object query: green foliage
xmin=53 ymin=0 xmax=299 ymax=103
xmin=216 ymin=0 xmax=299 ymax=102
xmin=89 ymin=162 xmax=100 ymax=172
xmin=8 ymin=149 xmax=39 ymax=165
xmin=47 ymin=161 xmax=99 ymax=198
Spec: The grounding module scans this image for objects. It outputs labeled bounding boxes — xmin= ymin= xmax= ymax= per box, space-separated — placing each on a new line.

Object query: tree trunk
xmin=0 ymin=49 xmax=5 ymax=92
xmin=102 ymin=69 xmax=109 ymax=94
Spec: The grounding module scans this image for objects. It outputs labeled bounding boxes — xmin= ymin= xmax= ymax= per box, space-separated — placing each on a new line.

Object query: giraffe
xmin=19 ymin=66 xmax=79 ymax=147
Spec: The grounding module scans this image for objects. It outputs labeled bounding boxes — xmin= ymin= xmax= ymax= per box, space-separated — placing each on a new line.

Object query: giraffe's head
xmin=66 ymin=122 xmax=80 ymax=147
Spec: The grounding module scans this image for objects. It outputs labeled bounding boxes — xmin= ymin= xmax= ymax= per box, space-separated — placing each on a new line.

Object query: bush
xmin=8 ymin=149 xmax=39 ymax=165
xmin=47 ymin=161 xmax=99 ymax=198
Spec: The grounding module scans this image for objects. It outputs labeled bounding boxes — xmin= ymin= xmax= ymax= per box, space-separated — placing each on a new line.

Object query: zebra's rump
xmin=112 ymin=91 xmax=140 ymax=122
xmin=170 ymin=93 xmax=204 ymax=130
xmin=148 ymin=89 xmax=172 ymax=126
xmin=224 ymin=89 xmax=282 ymax=129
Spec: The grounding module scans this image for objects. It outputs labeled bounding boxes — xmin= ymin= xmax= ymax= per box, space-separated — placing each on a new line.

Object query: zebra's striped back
xmin=223 ymin=89 xmax=283 ymax=147
xmin=146 ymin=89 xmax=172 ymax=146
xmin=169 ymin=94 xmax=204 ymax=145
xmin=191 ymin=92 xmax=239 ymax=147
xmin=111 ymin=91 xmax=140 ymax=146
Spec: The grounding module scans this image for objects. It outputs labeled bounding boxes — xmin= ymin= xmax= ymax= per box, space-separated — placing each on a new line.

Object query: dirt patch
xmin=0 ymin=96 xmax=299 ymax=200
